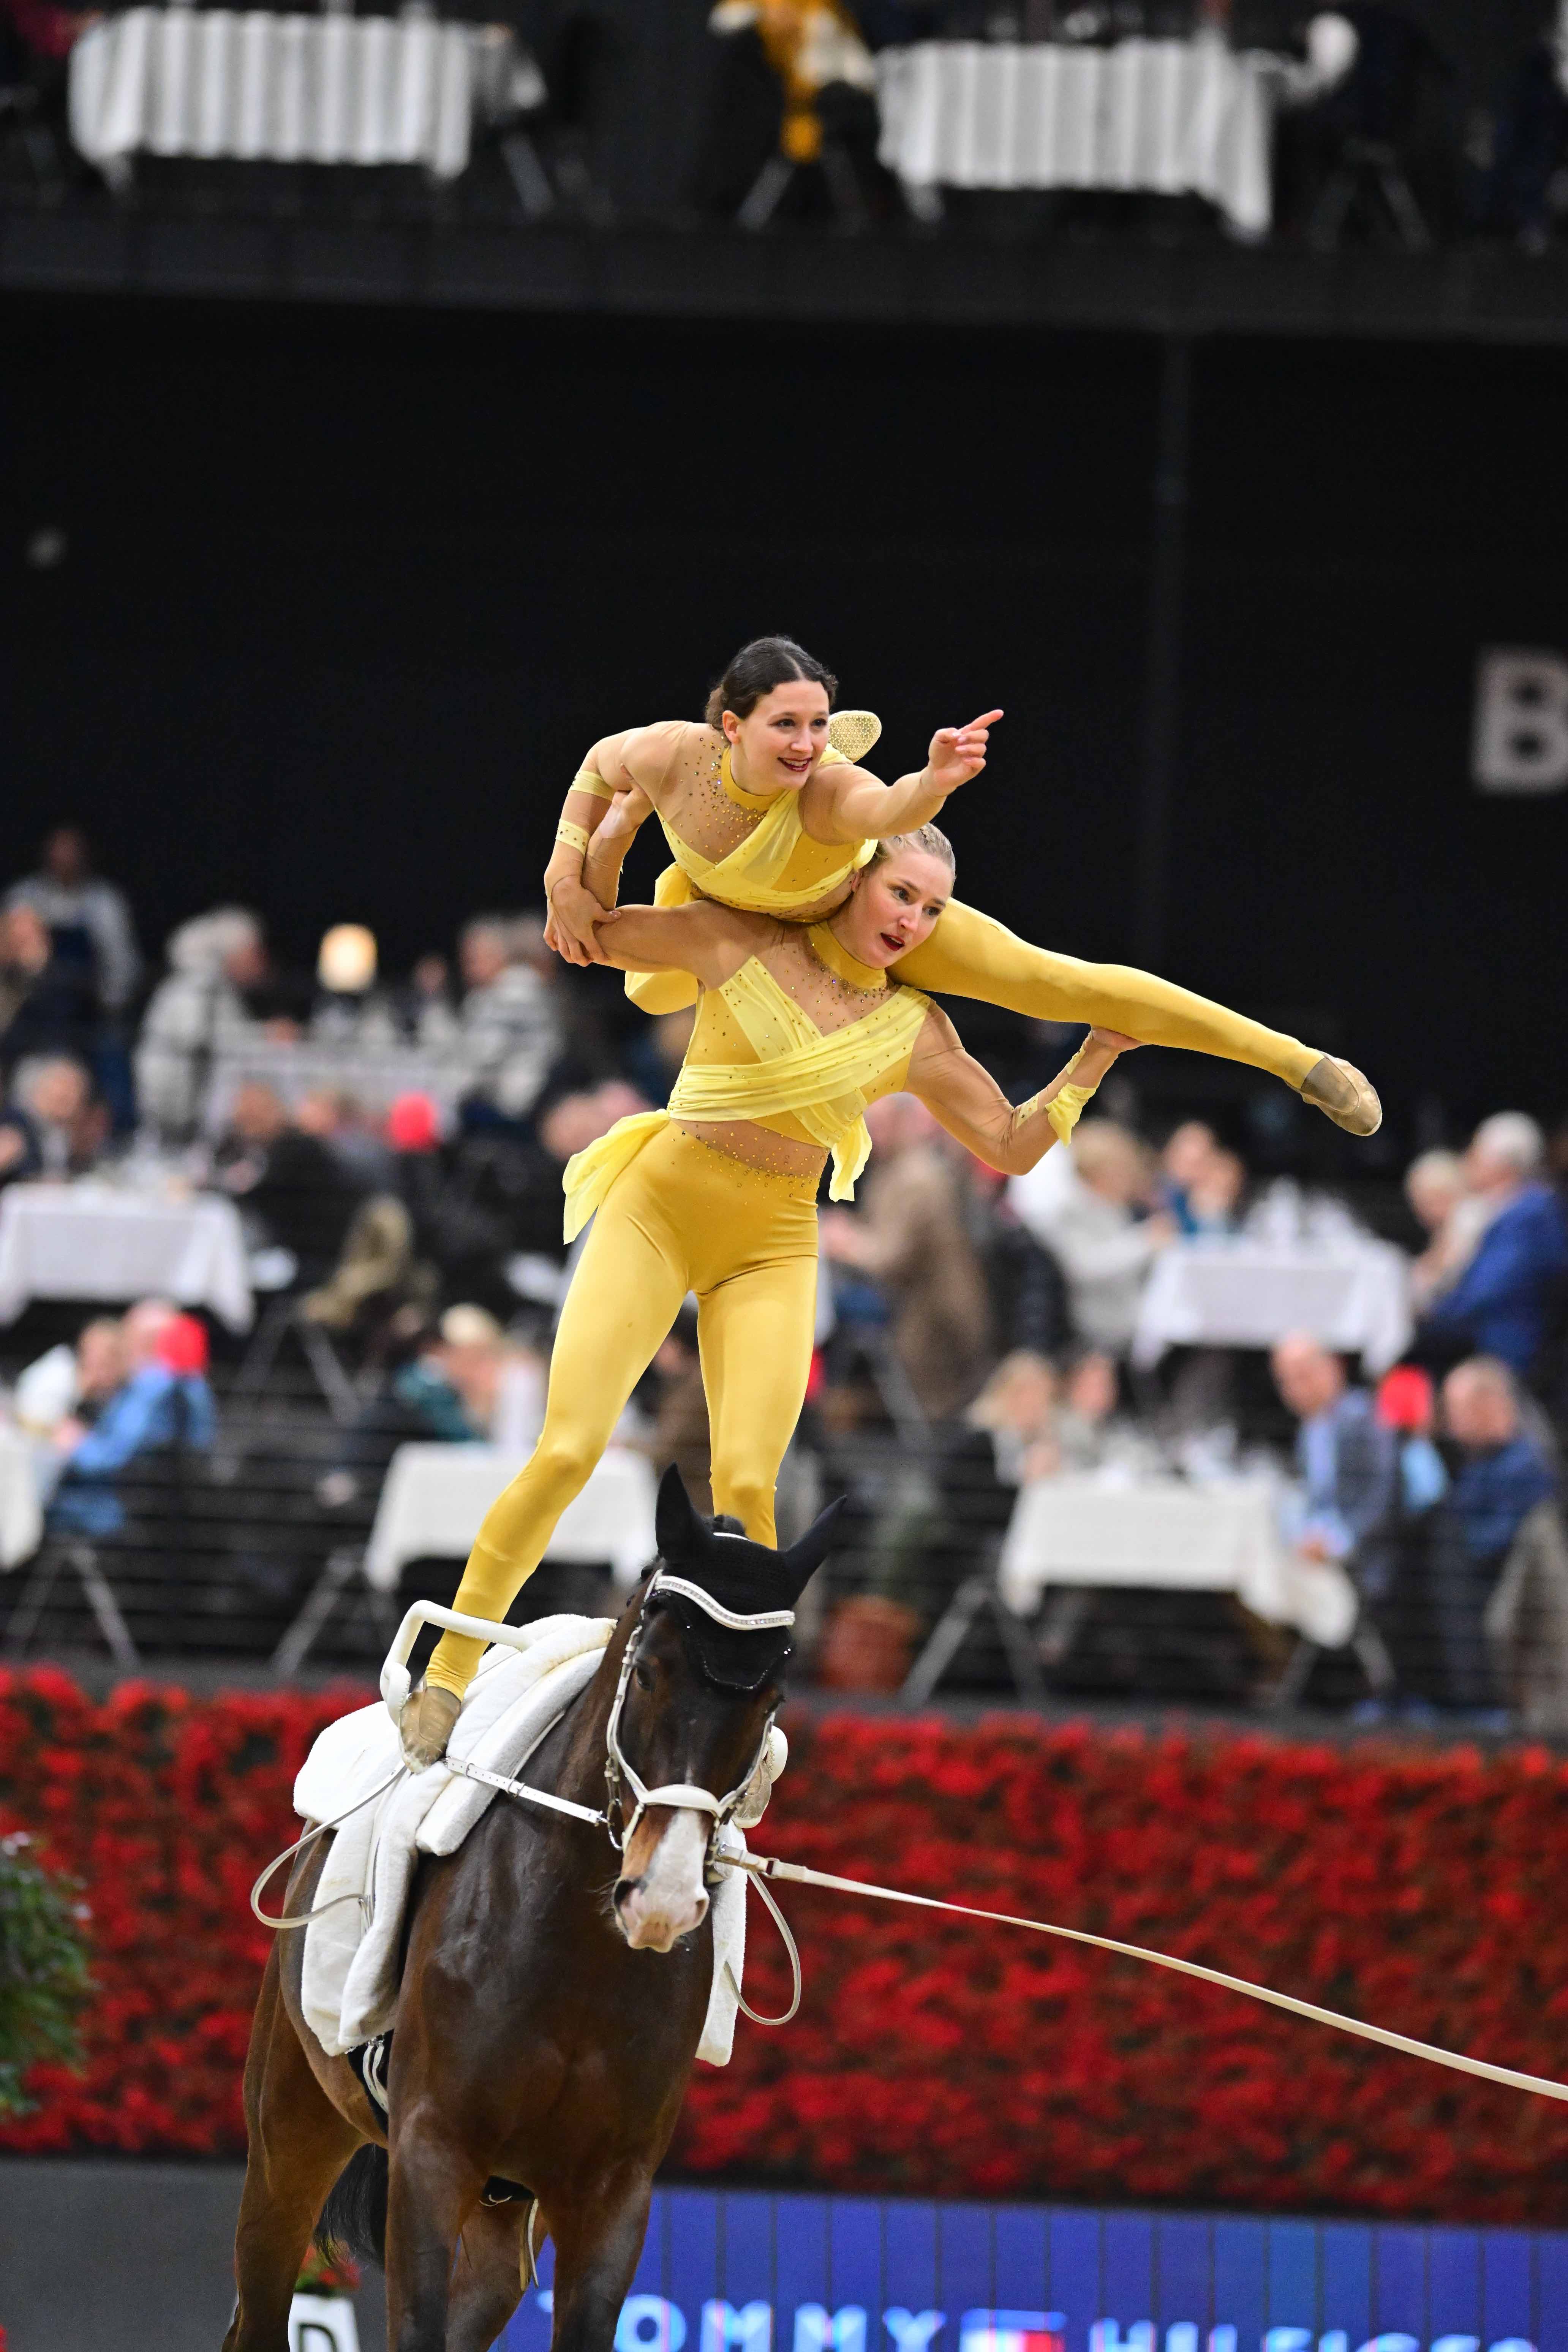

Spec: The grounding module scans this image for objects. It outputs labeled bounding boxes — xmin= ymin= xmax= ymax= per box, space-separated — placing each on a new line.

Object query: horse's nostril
xmin=613 ymin=1878 xmax=637 ymax=1908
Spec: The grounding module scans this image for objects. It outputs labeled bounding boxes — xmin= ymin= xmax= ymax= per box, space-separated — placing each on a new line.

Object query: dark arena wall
xmin=5 ymin=292 xmax=1568 ymax=1136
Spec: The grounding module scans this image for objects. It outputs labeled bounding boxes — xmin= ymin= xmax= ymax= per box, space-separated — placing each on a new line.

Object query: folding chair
xmin=901 ymin=1534 xmax=1045 ymax=1705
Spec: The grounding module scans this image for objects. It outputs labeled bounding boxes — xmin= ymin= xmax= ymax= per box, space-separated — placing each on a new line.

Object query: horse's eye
xmin=633 ymin=1660 xmax=654 ymax=1692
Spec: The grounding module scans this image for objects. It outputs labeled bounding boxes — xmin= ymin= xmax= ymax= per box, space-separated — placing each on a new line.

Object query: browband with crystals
xmin=650 ymin=1570 xmax=795 ymax=1633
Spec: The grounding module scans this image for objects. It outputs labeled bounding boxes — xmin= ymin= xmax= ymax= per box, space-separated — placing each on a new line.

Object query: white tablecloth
xmin=69 ymin=8 xmax=533 ymax=181
xmin=203 ymin=1040 xmax=466 ymax=1135
xmin=999 ymin=1472 xmax=1356 ymax=1648
xmin=0 ymin=1426 xmax=44 ymax=1573
xmin=364 ymin=1442 xmax=658 ymax=1594
xmin=875 ymin=36 xmax=1280 ymax=234
xmin=0 ymin=1185 xmax=254 ymax=1332
xmin=1131 ymin=1238 xmax=1412 ymax=1375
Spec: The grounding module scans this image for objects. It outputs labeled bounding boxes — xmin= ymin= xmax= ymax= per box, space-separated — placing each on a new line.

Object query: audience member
xmin=458 ymin=914 xmax=564 ymax=1126
xmin=296 ymin=1086 xmax=394 ymax=1193
xmin=1403 ymin=1146 xmax=1485 ymax=1310
xmin=1427 ymin=1356 xmax=1558 ymax=1712
xmin=5 ymin=825 xmax=142 ymax=1018
xmin=9 ymin=1056 xmax=107 ymax=1178
xmin=47 ymin=1301 xmax=216 ymax=1540
xmin=1160 ymin=1120 xmax=1220 ymax=1234
xmin=820 ymin=1093 xmax=993 ymax=1423
xmin=0 ymin=904 xmax=99 ymax=1074
xmin=136 ymin=907 xmax=271 ymax=1141
xmin=1052 ymin=1349 xmax=1153 ymax=1473
xmin=1008 ymin=1119 xmax=1174 ymax=1356
xmin=13 ymin=1315 xmax=128 ymax=1440
xmin=320 ymin=1305 xmax=506 ymax=1517
xmin=1418 ymin=1113 xmax=1568 ymax=1377
xmin=397 ymin=954 xmax=460 ymax=1050
xmin=1270 ymin=1331 xmax=1397 ymax=1598
xmin=215 ymin=1082 xmax=361 ymax=1287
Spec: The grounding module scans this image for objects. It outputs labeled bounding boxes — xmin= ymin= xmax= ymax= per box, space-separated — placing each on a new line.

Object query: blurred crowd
xmin=3 ymin=825 xmax=1568 ymax=1731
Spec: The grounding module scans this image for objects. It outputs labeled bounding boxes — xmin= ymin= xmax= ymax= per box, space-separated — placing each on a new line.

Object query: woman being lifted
xmin=400 ymin=825 xmax=1135 ymax=1766
xmin=542 ymin=634 xmax=1378 ymax=1136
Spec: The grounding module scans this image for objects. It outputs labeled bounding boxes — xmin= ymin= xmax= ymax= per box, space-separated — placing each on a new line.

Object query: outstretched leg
xmin=223 ymin=1947 xmax=362 ymax=2352
xmin=895 ymin=899 xmax=1378 ymax=1130
xmin=426 ymin=1166 xmax=692 ymax=1699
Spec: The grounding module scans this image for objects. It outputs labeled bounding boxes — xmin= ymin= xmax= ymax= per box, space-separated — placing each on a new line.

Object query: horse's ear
xmin=778 ymin=1495 xmax=847 ymax=1604
xmin=654 ymin=1463 xmax=702 ymax=1564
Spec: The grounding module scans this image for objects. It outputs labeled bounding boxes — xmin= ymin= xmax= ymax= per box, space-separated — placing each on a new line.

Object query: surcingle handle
xmin=380 ymin=1601 xmax=538 ymax=1721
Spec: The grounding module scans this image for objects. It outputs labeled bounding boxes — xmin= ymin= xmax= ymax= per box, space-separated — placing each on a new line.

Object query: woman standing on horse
xmin=541 ymin=634 xmax=1380 ymax=1136
xmin=400 ymin=823 xmax=1135 ymax=1765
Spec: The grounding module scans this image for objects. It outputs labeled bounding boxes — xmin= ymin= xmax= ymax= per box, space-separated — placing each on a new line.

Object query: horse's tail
xmin=316 ymin=2145 xmax=389 ymax=2270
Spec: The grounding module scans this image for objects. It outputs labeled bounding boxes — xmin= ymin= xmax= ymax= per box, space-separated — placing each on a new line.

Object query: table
xmin=68 ymin=7 xmax=538 ymax=183
xmin=0 ymin=1184 xmax=253 ymax=1332
xmin=999 ymin=1470 xmax=1357 ymax=1648
xmin=203 ymin=1040 xmax=466 ymax=1135
xmin=1131 ymin=1238 xmax=1412 ymax=1375
xmin=364 ymin=1442 xmax=658 ymax=1594
xmin=874 ymin=36 xmax=1282 ymax=235
xmin=0 ymin=1426 xmax=44 ymax=1573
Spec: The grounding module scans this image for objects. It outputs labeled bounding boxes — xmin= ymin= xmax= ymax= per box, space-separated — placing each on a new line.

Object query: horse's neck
xmin=537 ymin=1626 xmax=625 ymax=1812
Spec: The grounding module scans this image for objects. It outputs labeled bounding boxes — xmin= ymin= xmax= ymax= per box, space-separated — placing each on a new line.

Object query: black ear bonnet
xmin=643 ymin=1466 xmax=845 ymax=1692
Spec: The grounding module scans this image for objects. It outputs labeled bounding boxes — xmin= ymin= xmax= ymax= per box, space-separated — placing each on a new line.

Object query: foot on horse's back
xmin=400 ymin=1685 xmax=462 ymax=1770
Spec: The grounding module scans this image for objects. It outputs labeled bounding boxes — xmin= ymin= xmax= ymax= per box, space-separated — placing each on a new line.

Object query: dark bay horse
xmin=225 ymin=1468 xmax=838 ymax=2352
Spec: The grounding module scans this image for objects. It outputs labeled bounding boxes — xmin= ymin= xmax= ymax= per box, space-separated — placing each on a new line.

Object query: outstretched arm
xmin=813 ymin=711 xmax=1003 ymax=844
xmin=906 ymin=1010 xmax=1135 ymax=1174
xmin=589 ymin=899 xmax=759 ymax=990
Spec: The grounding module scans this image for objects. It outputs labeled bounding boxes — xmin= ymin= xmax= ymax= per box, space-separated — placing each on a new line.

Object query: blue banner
xmin=499 ymin=2188 xmax=1566 ymax=2352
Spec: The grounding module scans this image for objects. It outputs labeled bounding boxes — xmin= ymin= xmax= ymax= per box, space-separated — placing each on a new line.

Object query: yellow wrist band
xmin=1046 ymin=1081 xmax=1099 ymax=1145
xmin=571 ymin=769 xmax=615 ymax=802
xmin=555 ymin=820 xmax=591 ymax=855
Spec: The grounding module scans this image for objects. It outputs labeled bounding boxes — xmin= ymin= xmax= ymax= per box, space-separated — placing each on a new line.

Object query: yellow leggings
xmin=426 ymin=1125 xmax=819 ymax=1701
xmin=628 ymin=893 xmax=1317 ymax=1089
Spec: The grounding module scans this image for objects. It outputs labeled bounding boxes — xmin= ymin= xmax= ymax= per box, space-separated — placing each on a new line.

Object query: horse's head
xmin=610 ymin=1466 xmax=841 ymax=1954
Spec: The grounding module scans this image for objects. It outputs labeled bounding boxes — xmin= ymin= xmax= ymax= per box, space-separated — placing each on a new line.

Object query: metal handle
xmin=380 ymin=1600 xmax=537 ymax=1720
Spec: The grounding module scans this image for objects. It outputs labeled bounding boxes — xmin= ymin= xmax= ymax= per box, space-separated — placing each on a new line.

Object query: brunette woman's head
xmin=705 ymin=638 xmax=839 ymax=795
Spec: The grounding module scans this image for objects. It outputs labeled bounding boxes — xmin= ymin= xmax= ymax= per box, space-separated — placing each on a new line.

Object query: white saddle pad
xmin=292 ymin=1613 xmax=751 ymax=2067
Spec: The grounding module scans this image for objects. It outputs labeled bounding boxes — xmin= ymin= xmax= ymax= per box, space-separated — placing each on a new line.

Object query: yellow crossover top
xmin=651 ymin=727 xmax=883 ymax=920
xmin=563 ymin=938 xmax=930 ymax=1238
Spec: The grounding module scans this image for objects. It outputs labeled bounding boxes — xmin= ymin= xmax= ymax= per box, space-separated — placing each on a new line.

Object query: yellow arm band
xmin=555 ymin=820 xmax=591 ymax=855
xmin=1046 ymin=1081 xmax=1099 ymax=1145
xmin=571 ymin=768 xmax=615 ymax=802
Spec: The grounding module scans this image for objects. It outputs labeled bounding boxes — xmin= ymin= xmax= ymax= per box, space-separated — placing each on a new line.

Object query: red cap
xmin=156 ymin=1312 xmax=209 ymax=1377
xmin=1377 ymin=1364 xmax=1432 ymax=1432
xmin=386 ymin=1091 xmax=441 ymax=1152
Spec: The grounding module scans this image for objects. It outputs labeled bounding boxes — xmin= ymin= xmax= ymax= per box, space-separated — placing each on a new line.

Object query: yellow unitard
xmin=425 ymin=948 xmax=930 ymax=1701
xmin=566 ymin=734 xmax=1318 ymax=1090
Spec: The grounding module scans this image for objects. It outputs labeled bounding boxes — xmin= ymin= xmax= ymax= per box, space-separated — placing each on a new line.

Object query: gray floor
xmin=0 ymin=2159 xmax=387 ymax=2351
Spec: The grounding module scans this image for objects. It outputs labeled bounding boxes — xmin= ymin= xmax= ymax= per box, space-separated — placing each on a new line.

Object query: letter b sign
xmin=1473 ymin=649 xmax=1568 ymax=793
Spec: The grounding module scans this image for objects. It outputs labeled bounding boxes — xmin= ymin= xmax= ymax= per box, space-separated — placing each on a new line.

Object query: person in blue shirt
xmin=48 ymin=1301 xmax=217 ymax=1541
xmin=1421 ymin=1355 xmax=1560 ymax=1714
xmin=1420 ymin=1113 xmax=1568 ymax=1378
xmin=1271 ymin=1331 xmax=1399 ymax=1596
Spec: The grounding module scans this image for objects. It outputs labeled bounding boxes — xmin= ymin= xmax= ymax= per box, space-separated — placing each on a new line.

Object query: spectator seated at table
xmin=8 ymin=1054 xmax=108 ymax=1179
xmin=316 ymin=1304 xmax=507 ymax=1525
xmin=47 ymin=1300 xmax=216 ymax=1543
xmin=1270 ymin=1329 xmax=1398 ymax=1602
xmin=1051 ymin=1347 xmax=1156 ymax=1474
xmin=457 ymin=913 xmax=564 ymax=1131
xmin=820 ymin=1092 xmax=994 ymax=1426
xmin=13 ymin=1314 xmax=128 ymax=1440
xmin=1160 ymin=1120 xmax=1219 ymax=1235
xmin=215 ymin=1081 xmax=363 ymax=1291
xmin=296 ymin=1084 xmax=394 ymax=1195
xmin=1417 ymin=1113 xmax=1568 ymax=1379
xmin=0 ymin=903 xmax=100 ymax=1077
xmin=134 ymin=906 xmax=276 ymax=1143
xmin=1008 ymin=1117 xmax=1175 ymax=1358
xmin=1404 ymin=1144 xmax=1486 ymax=1311
xmin=1419 ymin=1356 xmax=1560 ymax=1715
xmin=5 ymin=824 xmax=142 ymax=1022
xmin=393 ymin=952 xmax=460 ymax=1051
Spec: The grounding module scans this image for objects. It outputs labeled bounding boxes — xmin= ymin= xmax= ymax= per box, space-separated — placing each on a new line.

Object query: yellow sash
xmin=562 ymin=962 xmax=929 ymax=1238
xmin=656 ymin=744 xmax=876 ymax=917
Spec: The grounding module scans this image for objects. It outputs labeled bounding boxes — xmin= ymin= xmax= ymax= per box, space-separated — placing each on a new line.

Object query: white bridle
xmin=603 ymin=1570 xmax=793 ymax=1865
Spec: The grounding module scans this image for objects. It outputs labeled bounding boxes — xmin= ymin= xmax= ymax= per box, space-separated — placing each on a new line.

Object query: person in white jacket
xmin=1007 ymin=1116 xmax=1175 ymax=1356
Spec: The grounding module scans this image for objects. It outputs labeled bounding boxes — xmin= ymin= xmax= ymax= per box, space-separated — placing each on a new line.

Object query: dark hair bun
xmin=704 ymin=636 xmax=838 ymax=730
